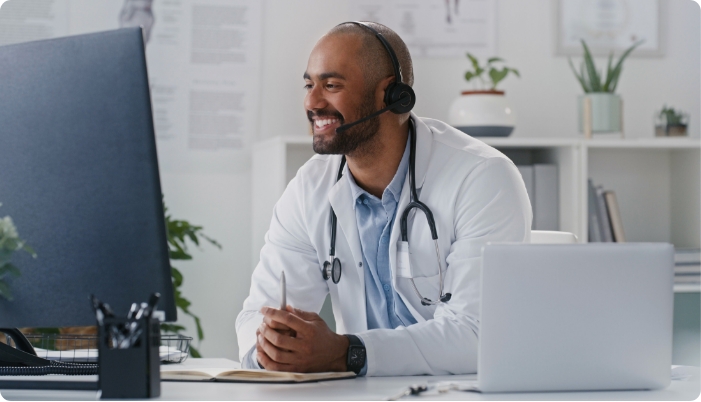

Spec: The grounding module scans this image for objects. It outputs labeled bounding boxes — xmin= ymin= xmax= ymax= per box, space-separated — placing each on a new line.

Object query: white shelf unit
xmin=251 ymin=136 xmax=316 ymax=265
xmin=252 ymin=135 xmax=701 ymax=292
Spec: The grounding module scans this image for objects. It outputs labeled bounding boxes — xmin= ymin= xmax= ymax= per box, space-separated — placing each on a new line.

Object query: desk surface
xmin=2 ymin=358 xmax=699 ymax=401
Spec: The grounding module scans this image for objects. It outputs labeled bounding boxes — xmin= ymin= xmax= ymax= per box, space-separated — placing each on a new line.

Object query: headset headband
xmin=342 ymin=21 xmax=404 ymax=85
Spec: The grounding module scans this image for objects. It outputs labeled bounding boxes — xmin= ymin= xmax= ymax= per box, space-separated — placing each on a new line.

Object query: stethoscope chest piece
xmin=322 ymin=258 xmax=342 ymax=284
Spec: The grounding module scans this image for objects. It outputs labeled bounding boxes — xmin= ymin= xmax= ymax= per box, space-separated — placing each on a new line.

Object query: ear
xmin=377 ymin=75 xmax=395 ymax=104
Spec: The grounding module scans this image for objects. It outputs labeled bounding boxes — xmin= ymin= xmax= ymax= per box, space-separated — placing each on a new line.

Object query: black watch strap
xmin=344 ymin=334 xmax=366 ymax=375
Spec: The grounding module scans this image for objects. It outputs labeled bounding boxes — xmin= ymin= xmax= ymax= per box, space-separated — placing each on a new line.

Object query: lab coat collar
xmin=411 ymin=113 xmax=433 ymax=190
xmin=327 ymin=167 xmax=368 ymax=332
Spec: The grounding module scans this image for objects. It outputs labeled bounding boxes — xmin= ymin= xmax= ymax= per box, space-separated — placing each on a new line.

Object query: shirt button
xmin=358 ymin=262 xmax=363 ymax=267
xmin=363 ymin=199 xmax=369 ymax=205
xmin=383 ymin=284 xmax=391 ymax=292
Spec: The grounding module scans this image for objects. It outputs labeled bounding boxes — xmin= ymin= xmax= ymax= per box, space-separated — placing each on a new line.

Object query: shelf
xmin=585 ymin=138 xmax=701 ymax=149
xmin=481 ymin=136 xmax=700 ymax=149
xmin=254 ymin=135 xmax=700 ymax=151
xmin=480 ymin=137 xmax=579 ymax=148
xmin=252 ymin=135 xmax=311 ymax=151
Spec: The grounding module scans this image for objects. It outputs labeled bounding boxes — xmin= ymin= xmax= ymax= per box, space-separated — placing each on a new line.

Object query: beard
xmin=309 ymin=90 xmax=381 ymax=156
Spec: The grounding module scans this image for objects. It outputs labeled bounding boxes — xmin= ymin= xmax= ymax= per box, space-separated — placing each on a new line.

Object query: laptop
xmin=476 ymin=243 xmax=674 ymax=393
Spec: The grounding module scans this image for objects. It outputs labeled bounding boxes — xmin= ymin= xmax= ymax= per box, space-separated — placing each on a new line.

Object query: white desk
xmin=2 ymin=358 xmax=699 ymax=401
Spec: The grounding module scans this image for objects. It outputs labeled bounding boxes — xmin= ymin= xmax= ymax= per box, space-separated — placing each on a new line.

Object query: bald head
xmin=326 ymin=22 xmax=414 ymax=92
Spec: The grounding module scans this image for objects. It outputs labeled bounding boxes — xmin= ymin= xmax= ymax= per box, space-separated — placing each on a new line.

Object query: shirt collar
xmin=345 ymin=136 xmax=411 ymax=209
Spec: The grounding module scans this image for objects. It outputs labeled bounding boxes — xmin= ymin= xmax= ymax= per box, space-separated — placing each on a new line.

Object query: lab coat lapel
xmin=327 ymin=171 xmax=367 ymax=332
xmin=389 ymin=115 xmax=434 ymax=322
xmin=411 ymin=113 xmax=433 ymax=190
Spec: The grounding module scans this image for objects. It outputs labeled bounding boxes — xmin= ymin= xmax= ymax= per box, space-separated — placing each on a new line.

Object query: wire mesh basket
xmin=160 ymin=334 xmax=192 ymax=364
xmin=4 ymin=333 xmax=192 ymax=364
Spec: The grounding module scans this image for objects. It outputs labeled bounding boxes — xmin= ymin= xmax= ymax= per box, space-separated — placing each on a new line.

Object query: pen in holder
xmin=97 ymin=311 xmax=161 ymax=398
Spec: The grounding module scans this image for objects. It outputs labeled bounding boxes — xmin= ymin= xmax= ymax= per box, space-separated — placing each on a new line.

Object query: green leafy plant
xmin=0 ymin=204 xmax=36 ymax=301
xmin=658 ymin=105 xmax=689 ymax=126
xmin=568 ymin=40 xmax=643 ymax=93
xmin=161 ymin=203 xmax=221 ymax=358
xmin=463 ymin=53 xmax=520 ymax=91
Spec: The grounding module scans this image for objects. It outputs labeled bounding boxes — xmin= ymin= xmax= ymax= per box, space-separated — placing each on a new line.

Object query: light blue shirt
xmin=346 ymin=137 xmax=418 ymax=375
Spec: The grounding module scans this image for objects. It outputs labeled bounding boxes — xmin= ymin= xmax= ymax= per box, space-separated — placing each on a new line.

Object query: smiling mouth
xmin=313 ymin=118 xmax=340 ymax=132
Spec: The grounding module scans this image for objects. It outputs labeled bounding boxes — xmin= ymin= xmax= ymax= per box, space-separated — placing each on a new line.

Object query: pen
xmin=145 ymin=292 xmax=161 ymax=317
xmin=127 ymin=303 xmax=138 ymax=319
xmin=280 ymin=270 xmax=286 ymax=310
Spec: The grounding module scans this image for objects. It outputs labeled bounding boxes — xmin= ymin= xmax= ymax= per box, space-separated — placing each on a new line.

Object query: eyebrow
xmin=303 ymin=71 xmax=346 ymax=80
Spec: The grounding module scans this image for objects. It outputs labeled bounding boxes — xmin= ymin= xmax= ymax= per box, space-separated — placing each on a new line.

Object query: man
xmin=236 ymin=22 xmax=531 ymax=376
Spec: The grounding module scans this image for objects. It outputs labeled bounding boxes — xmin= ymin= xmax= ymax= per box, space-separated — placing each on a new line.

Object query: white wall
xmin=258 ymin=0 xmax=700 ymax=141
xmin=66 ymin=0 xmax=701 ymax=360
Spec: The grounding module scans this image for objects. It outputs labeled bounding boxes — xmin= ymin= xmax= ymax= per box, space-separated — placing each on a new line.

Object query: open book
xmin=160 ymin=367 xmax=356 ymax=383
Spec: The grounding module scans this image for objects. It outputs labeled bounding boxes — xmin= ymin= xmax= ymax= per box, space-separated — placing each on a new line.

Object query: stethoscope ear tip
xmin=440 ymin=293 xmax=452 ymax=303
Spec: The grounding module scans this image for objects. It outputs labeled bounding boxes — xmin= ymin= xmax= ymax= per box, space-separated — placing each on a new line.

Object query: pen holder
xmin=98 ymin=316 xmax=160 ymax=399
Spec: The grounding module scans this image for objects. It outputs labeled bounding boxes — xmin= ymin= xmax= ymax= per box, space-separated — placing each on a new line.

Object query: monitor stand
xmin=0 ymin=328 xmax=98 ymax=391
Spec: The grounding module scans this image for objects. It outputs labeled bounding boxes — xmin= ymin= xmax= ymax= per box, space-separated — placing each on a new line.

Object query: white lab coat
xmin=236 ymin=113 xmax=532 ymax=376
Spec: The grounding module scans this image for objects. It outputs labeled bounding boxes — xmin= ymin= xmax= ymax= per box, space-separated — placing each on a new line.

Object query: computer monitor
xmin=0 ymin=28 xmax=176 ymax=328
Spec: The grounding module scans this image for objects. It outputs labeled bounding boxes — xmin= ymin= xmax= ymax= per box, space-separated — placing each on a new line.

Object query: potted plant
xmin=0 ymin=204 xmax=36 ymax=301
xmin=448 ymin=53 xmax=520 ymax=137
xmin=568 ymin=40 xmax=642 ymax=136
xmin=655 ymin=105 xmax=689 ymax=137
xmin=160 ymin=203 xmax=221 ymax=357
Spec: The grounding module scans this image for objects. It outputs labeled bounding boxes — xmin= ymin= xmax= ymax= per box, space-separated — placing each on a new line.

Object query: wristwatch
xmin=344 ymin=334 xmax=366 ymax=374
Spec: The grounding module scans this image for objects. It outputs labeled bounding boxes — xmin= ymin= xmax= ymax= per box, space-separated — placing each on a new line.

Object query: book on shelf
xmin=588 ymin=179 xmax=626 ymax=243
xmin=160 ymin=367 xmax=356 ymax=383
xmin=674 ymin=275 xmax=701 ymax=284
xmin=533 ymin=164 xmax=559 ymax=231
xmin=595 ymin=185 xmax=614 ymax=242
xmin=587 ymin=179 xmax=602 ymax=242
xmin=604 ymin=191 xmax=626 ymax=242
xmin=675 ymin=264 xmax=701 ymax=275
xmin=516 ymin=164 xmax=559 ymax=231
xmin=675 ymin=248 xmax=701 ymax=265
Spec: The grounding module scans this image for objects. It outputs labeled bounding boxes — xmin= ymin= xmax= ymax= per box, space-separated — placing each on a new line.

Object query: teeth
xmin=315 ymin=119 xmax=337 ymax=128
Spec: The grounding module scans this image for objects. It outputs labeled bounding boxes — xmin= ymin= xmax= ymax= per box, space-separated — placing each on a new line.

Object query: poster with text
xmin=349 ymin=0 xmax=497 ymax=59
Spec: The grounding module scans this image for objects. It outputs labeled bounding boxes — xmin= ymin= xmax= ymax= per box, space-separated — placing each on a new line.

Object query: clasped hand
xmin=256 ymin=305 xmax=350 ymax=373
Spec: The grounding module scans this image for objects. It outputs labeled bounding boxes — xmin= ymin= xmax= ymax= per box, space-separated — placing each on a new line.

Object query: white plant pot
xmin=448 ymin=91 xmax=516 ymax=137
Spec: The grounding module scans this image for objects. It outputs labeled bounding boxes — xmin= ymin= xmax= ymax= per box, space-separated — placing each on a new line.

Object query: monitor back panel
xmin=479 ymin=243 xmax=673 ymax=393
xmin=0 ymin=28 xmax=176 ymax=326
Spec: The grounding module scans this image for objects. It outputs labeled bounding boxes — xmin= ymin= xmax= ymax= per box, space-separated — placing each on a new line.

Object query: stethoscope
xmin=322 ymin=118 xmax=452 ymax=306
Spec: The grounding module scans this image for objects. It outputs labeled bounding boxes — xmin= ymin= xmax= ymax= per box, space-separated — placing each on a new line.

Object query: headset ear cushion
xmin=385 ymin=82 xmax=416 ymax=114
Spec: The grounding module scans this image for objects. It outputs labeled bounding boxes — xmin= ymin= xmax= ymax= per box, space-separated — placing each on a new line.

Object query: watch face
xmin=349 ymin=346 xmax=366 ymax=367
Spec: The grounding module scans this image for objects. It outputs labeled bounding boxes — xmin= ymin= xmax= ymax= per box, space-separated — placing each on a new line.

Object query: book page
xmin=161 ymin=367 xmax=355 ymax=383
xmin=217 ymin=370 xmax=355 ymax=382
xmin=161 ymin=367 xmax=230 ymax=379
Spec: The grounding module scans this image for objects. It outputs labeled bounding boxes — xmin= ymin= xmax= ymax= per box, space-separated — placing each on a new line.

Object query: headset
xmin=321 ymin=21 xmax=451 ymax=306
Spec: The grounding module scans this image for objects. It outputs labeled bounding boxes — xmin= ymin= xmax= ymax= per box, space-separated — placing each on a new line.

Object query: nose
xmin=304 ymin=83 xmax=327 ymax=112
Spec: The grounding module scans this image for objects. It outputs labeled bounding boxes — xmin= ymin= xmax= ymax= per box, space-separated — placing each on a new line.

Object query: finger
xmin=259 ymin=322 xmax=301 ymax=351
xmin=261 ymin=306 xmax=309 ymax=333
xmin=257 ymin=348 xmax=297 ymax=372
xmin=289 ymin=307 xmax=321 ymax=321
xmin=257 ymin=331 xmax=296 ymax=365
xmin=262 ymin=314 xmax=293 ymax=332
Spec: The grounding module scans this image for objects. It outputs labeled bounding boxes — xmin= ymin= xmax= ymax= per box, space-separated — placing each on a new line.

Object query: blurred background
xmin=0 ymin=0 xmax=698 ymax=362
